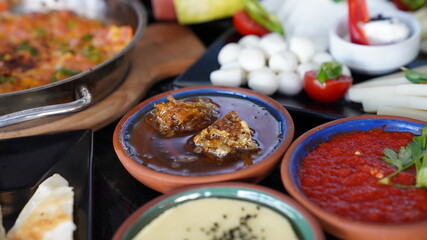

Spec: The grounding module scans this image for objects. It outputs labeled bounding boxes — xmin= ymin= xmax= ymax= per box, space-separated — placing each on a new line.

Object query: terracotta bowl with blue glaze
xmin=113 ymin=86 xmax=294 ymax=193
xmin=281 ymin=115 xmax=427 ymax=240
xmin=113 ymin=182 xmax=325 ymax=240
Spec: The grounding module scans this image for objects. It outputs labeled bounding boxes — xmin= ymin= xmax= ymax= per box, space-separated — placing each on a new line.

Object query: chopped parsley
xmin=51 ymin=67 xmax=81 ymax=82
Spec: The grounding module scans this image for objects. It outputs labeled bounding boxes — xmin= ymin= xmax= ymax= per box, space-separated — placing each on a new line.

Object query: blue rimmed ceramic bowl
xmin=113 ymin=182 xmax=324 ymax=240
xmin=113 ymin=86 xmax=294 ymax=193
xmin=281 ymin=115 xmax=427 ymax=240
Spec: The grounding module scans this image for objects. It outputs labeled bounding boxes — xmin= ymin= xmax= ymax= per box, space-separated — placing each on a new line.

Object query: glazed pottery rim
xmin=112 ymin=182 xmax=325 ymax=240
xmin=281 ymin=115 xmax=427 ymax=235
xmin=113 ymin=86 xmax=295 ymax=183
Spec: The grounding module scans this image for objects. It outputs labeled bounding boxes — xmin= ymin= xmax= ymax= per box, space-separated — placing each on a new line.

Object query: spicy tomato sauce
xmin=300 ymin=128 xmax=427 ymax=223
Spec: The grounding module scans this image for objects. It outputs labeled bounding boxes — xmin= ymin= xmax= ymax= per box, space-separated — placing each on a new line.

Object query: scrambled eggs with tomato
xmin=0 ymin=9 xmax=133 ymax=93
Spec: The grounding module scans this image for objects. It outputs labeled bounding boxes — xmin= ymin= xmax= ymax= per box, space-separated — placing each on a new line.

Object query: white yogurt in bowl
xmin=329 ymin=9 xmax=421 ymax=75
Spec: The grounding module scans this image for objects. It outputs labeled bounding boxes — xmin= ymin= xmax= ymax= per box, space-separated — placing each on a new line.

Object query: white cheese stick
xmin=351 ymin=77 xmax=410 ymax=88
xmin=377 ymin=105 xmax=427 ymax=122
xmin=348 ymin=84 xmax=427 ymax=103
xmin=362 ymin=95 xmax=427 ymax=112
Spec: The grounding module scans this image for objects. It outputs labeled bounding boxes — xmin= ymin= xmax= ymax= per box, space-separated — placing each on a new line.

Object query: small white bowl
xmin=329 ymin=9 xmax=421 ymax=75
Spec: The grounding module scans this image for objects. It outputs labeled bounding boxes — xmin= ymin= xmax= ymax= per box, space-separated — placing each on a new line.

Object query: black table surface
xmin=91 ymin=2 xmax=348 ymax=239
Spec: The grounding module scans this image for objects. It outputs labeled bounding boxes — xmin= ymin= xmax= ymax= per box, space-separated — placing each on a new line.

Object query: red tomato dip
xmin=299 ymin=127 xmax=427 ymax=224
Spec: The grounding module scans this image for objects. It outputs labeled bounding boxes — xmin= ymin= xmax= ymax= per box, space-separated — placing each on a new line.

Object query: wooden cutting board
xmin=0 ymin=22 xmax=206 ymax=139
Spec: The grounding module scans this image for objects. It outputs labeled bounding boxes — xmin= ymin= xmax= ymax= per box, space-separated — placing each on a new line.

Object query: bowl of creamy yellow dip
xmin=113 ymin=182 xmax=324 ymax=240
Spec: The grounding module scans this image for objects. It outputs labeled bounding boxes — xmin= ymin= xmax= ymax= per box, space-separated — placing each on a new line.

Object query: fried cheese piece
xmin=6 ymin=174 xmax=75 ymax=240
xmin=193 ymin=111 xmax=258 ymax=159
xmin=149 ymin=96 xmax=219 ymax=137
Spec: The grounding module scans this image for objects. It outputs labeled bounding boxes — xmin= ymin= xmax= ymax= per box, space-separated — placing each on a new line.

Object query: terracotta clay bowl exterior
xmin=113 ymin=182 xmax=325 ymax=240
xmin=113 ymin=86 xmax=294 ymax=193
xmin=281 ymin=115 xmax=427 ymax=240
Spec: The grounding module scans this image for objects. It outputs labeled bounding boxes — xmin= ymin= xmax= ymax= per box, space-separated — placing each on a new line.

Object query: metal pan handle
xmin=0 ymin=85 xmax=92 ymax=128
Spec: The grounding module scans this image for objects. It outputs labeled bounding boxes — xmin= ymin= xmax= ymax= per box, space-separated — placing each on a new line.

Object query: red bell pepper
xmin=348 ymin=0 xmax=370 ymax=45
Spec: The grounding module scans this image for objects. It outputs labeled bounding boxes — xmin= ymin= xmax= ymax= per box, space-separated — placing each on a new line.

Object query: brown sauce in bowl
xmin=125 ymin=96 xmax=282 ymax=176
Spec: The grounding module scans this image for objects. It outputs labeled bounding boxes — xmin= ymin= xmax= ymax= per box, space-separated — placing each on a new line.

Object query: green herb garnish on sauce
xmin=379 ymin=125 xmax=427 ymax=188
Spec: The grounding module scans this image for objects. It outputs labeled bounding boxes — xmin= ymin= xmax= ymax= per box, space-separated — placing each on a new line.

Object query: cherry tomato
xmin=303 ymin=70 xmax=353 ymax=103
xmin=232 ymin=9 xmax=270 ymax=36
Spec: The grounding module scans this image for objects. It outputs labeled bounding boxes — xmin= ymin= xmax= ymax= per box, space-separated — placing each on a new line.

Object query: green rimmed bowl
xmin=113 ymin=182 xmax=324 ymax=240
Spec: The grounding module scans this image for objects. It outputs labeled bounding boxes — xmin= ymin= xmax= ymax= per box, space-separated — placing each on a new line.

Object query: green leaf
xmin=244 ymin=0 xmax=284 ymax=35
xmin=416 ymin=154 xmax=427 ymax=188
xmin=401 ymin=67 xmax=427 ymax=84
xmin=379 ymin=125 xmax=427 ymax=188
xmin=316 ymin=61 xmax=342 ymax=84
xmin=0 ymin=75 xmax=15 ymax=84
xmin=82 ymin=45 xmax=101 ymax=62
xmin=81 ymin=33 xmax=93 ymax=42
xmin=51 ymin=67 xmax=80 ymax=82
xmin=35 ymin=28 xmax=47 ymax=37
xmin=382 ymin=146 xmax=414 ymax=170
xmin=17 ymin=41 xmax=38 ymax=57
xmin=402 ymin=0 xmax=426 ymax=10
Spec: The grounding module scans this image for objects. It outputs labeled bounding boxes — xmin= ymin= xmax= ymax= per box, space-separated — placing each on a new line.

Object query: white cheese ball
xmin=218 ymin=43 xmax=242 ymax=65
xmin=289 ymin=37 xmax=316 ymax=63
xmin=248 ymin=69 xmax=278 ymax=95
xmin=238 ymin=34 xmax=261 ymax=48
xmin=220 ymin=61 xmax=241 ymax=70
xmin=258 ymin=32 xmax=287 ymax=57
xmin=296 ymin=62 xmax=319 ymax=79
xmin=278 ymin=71 xmax=302 ymax=96
xmin=238 ymin=47 xmax=266 ymax=71
xmin=268 ymin=50 xmax=298 ymax=72
xmin=311 ymin=52 xmax=333 ymax=66
xmin=247 ymin=66 xmax=270 ymax=79
xmin=210 ymin=68 xmax=245 ymax=87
